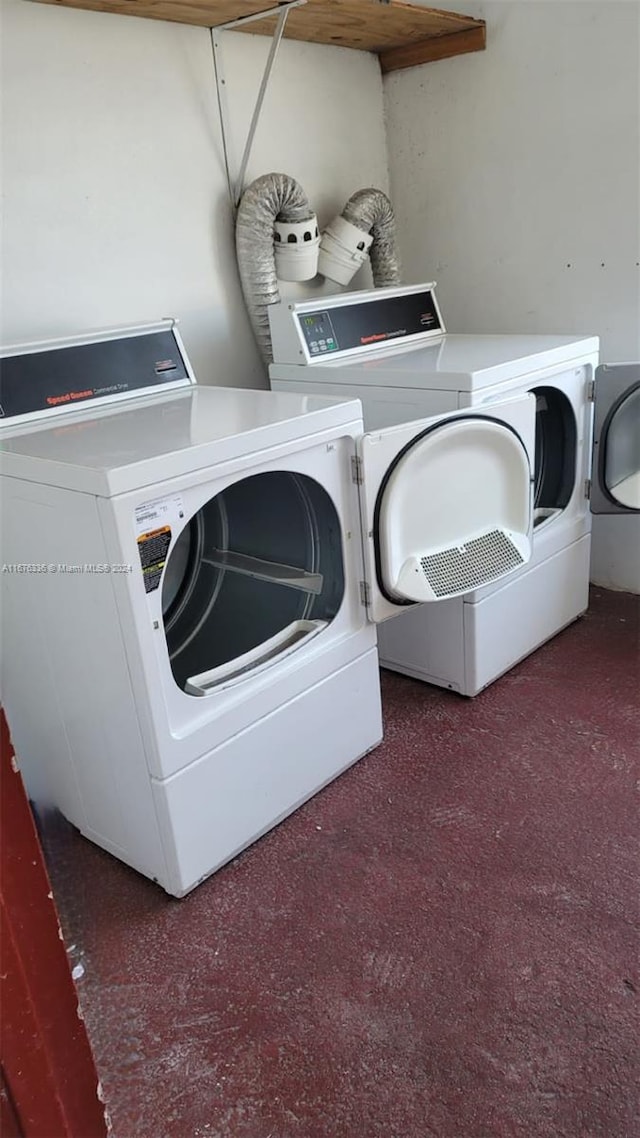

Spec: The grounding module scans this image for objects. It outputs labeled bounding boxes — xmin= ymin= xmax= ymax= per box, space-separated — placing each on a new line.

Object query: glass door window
xmin=599 ymin=385 xmax=640 ymax=509
xmin=591 ymin=365 xmax=640 ymax=514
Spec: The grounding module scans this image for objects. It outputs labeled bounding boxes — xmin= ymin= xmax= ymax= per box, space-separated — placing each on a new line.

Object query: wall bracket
xmin=211 ymin=0 xmax=308 ymax=211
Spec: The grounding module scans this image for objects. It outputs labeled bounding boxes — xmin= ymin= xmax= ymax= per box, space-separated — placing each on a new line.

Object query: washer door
xmin=161 ymin=472 xmax=345 ymax=694
xmin=358 ymin=392 xmax=536 ymax=622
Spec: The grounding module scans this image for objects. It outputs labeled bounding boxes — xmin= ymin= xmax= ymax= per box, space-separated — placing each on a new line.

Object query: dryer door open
xmin=358 ymin=392 xmax=536 ymax=623
xmin=590 ymin=364 xmax=640 ymax=514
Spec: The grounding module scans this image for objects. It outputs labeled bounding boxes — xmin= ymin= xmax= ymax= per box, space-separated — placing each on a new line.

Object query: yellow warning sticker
xmin=137 ymin=525 xmax=171 ymax=594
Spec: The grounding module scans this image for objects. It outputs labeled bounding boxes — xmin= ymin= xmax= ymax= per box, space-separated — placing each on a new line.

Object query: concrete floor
xmin=43 ymin=588 xmax=639 ymax=1138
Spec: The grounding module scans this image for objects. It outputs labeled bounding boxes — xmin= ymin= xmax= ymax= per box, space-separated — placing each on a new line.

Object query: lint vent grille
xmin=420 ymin=529 xmax=524 ymax=598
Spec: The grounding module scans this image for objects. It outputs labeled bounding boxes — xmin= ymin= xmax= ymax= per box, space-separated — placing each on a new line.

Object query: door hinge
xmin=359 ymin=580 xmax=371 ymax=606
xmin=351 ymin=455 xmax=364 ymax=484
xmin=584 ymin=478 xmax=592 ymax=499
xmin=586 ymin=380 xmax=596 ymax=402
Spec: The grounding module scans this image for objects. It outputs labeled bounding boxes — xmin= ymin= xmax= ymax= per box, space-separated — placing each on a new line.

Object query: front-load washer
xmin=269 ymin=282 xmax=639 ymax=695
xmin=1 ymin=319 xmax=538 ymax=893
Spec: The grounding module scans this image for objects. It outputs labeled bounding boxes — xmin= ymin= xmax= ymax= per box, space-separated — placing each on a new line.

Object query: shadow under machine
xmin=270 ymin=282 xmax=639 ymax=695
xmin=1 ymin=319 xmax=539 ymax=894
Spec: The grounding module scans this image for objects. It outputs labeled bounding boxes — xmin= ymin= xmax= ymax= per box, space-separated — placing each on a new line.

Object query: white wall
xmin=2 ymin=0 xmax=638 ymax=591
xmin=384 ymin=0 xmax=640 ymax=592
xmin=0 ymin=0 xmax=388 ymax=388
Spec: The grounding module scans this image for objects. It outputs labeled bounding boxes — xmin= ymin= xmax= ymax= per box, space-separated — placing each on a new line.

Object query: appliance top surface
xmin=281 ymin=333 xmax=600 ymax=390
xmin=0 ymin=385 xmax=362 ymax=496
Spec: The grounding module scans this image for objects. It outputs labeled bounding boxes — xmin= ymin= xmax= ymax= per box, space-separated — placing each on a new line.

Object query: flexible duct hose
xmin=236 ymin=172 xmax=315 ymax=364
xmin=341 ymin=188 xmax=402 ymax=288
xmin=236 ymin=176 xmax=401 ymax=364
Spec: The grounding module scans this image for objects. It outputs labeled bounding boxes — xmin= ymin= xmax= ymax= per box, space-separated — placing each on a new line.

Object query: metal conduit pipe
xmin=236 ymin=172 xmax=316 ymax=364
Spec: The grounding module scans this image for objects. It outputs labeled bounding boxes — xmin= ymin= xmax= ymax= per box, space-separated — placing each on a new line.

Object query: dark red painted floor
xmin=43 ymin=588 xmax=639 ymax=1138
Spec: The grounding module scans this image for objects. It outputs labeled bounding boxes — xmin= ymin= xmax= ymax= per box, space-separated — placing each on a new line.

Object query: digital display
xmin=298 ymin=311 xmax=339 ymax=356
xmin=299 ymin=290 xmax=442 ymax=357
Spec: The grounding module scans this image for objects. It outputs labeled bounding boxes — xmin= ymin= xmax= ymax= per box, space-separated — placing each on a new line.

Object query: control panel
xmin=269 ymin=283 xmax=446 ymax=366
xmin=0 ymin=321 xmax=195 ymax=427
xmin=299 ymin=311 xmax=339 ymax=357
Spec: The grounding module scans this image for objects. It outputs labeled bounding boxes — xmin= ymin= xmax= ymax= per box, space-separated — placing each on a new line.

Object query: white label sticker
xmin=135 ymin=495 xmax=185 ymax=537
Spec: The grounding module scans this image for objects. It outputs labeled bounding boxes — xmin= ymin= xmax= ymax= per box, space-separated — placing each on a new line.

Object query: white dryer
xmin=1 ymin=319 xmax=537 ymax=893
xmin=269 ymin=283 xmax=639 ymax=695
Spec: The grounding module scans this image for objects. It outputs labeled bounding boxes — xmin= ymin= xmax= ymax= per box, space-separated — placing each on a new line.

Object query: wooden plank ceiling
xmin=30 ymin=0 xmax=487 ymax=72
